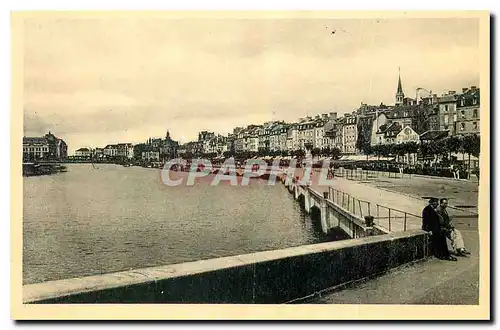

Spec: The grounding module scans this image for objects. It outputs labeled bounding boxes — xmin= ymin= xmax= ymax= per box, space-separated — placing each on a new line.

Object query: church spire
xmin=395 ymin=67 xmax=404 ymax=105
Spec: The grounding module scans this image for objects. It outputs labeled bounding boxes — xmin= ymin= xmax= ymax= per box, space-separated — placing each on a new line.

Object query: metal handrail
xmin=375 ymin=203 xmax=419 ymax=232
xmin=328 ymin=186 xmax=420 ymax=232
xmin=328 ymin=187 xmax=372 ymax=219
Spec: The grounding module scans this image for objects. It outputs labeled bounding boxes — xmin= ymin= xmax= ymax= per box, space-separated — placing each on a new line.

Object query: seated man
xmin=436 ymin=198 xmax=471 ymax=257
xmin=422 ymin=198 xmax=456 ymax=261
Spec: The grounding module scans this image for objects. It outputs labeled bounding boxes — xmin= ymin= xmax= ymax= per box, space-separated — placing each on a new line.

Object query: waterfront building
xmin=286 ymin=124 xmax=299 ymax=152
xmin=116 ymin=143 xmax=134 ymax=159
xmin=437 ymin=91 xmax=458 ymax=134
xmin=75 ymin=148 xmax=91 ymax=158
xmin=370 ymin=112 xmax=389 ymax=146
xmin=142 ymin=149 xmax=160 ymax=161
xmin=226 ymin=134 xmax=236 ymax=153
xmin=427 ymin=105 xmax=440 ymax=132
xmin=23 ymin=131 xmax=67 ymax=161
xmin=455 ymin=86 xmax=480 ymax=136
xmin=177 ymin=141 xmax=202 ymax=157
xmin=198 ymin=131 xmax=216 ymax=143
xmin=258 ymin=123 xmax=272 ymax=152
xmin=270 ymin=123 xmax=287 ymax=152
xmin=278 ymin=125 xmax=289 ymax=152
xmin=297 ymin=117 xmax=315 ymax=150
xmin=246 ymin=127 xmax=260 ymax=153
xmin=93 ymin=148 xmax=104 ymax=160
xmin=214 ymin=135 xmax=228 ymax=155
xmin=342 ymin=114 xmax=358 ymax=154
xmin=234 ymin=130 xmax=245 ymax=153
xmin=375 ymin=122 xmax=401 ymax=145
xmin=23 ymin=137 xmax=49 ymax=161
xmin=160 ymin=131 xmax=179 ymax=160
xmin=312 ymin=116 xmax=326 ymax=150
xmin=323 ymin=113 xmax=341 ymax=151
xmin=387 ymin=106 xmax=414 ymax=129
xmin=103 ymin=144 xmax=118 ymax=158
xmin=396 ymin=125 xmax=420 ymax=145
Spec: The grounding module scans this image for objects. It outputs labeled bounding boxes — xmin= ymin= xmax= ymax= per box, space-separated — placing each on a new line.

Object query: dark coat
xmin=436 ymin=206 xmax=453 ymax=232
xmin=422 ymin=205 xmax=440 ymax=234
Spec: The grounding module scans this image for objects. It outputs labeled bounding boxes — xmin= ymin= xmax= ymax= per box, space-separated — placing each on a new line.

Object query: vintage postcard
xmin=11 ymin=11 xmax=490 ymax=320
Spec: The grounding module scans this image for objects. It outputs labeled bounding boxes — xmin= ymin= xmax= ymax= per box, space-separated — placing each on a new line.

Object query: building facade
xmin=23 ymin=131 xmax=67 ymax=161
xmin=455 ymin=86 xmax=480 ymax=136
xmin=75 ymin=148 xmax=91 ymax=157
xmin=342 ymin=114 xmax=357 ymax=154
xmin=437 ymin=92 xmax=458 ymax=134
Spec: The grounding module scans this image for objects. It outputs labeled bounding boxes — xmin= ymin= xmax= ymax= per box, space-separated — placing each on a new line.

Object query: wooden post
xmin=388 ymin=208 xmax=392 ymax=231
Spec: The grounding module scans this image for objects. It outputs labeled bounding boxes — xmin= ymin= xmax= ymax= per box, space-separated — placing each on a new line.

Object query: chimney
xmin=462 ymin=87 xmax=469 ymax=93
xmin=449 ymin=90 xmax=456 ymax=95
xmin=470 ymin=86 xmax=477 ymax=91
xmin=329 ymin=112 xmax=337 ymax=120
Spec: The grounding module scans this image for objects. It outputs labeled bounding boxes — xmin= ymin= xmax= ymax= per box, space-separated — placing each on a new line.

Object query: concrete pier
xmin=281 ymin=174 xmax=388 ymax=238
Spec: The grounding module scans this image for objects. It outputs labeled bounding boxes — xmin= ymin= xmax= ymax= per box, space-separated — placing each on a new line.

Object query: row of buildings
xmin=33 ymin=71 xmax=479 ymax=163
xmin=73 ymin=131 xmax=179 ymax=163
xmin=74 ymin=143 xmax=134 ymax=160
xmin=178 ymin=73 xmax=480 ymax=157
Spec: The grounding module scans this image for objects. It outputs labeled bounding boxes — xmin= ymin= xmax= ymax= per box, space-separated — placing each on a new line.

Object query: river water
xmin=23 ymin=164 xmax=326 ymax=284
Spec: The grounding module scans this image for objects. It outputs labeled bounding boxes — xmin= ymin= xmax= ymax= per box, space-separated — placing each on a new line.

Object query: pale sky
xmin=23 ymin=17 xmax=480 ymax=154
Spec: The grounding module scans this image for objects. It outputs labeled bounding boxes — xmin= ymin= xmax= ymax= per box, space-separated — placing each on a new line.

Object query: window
xmin=461 ymin=110 xmax=465 ymax=119
xmin=473 ymin=122 xmax=478 ymax=130
xmin=444 ymin=114 xmax=449 ymax=125
xmin=473 ymin=109 xmax=478 ymax=118
xmin=444 ymin=105 xmax=449 ymax=112
xmin=473 ymin=98 xmax=477 ymax=105
xmin=461 ymin=99 xmax=465 ymax=106
xmin=460 ymin=123 xmax=465 ymax=131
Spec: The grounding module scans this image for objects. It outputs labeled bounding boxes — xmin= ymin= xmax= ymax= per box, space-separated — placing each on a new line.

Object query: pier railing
xmin=328 ymin=187 xmax=372 ymax=219
xmin=374 ymin=204 xmax=420 ymax=232
xmin=327 ymin=187 xmax=419 ymax=232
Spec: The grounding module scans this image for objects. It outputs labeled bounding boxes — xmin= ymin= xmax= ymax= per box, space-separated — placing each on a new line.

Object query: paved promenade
xmin=292 ymin=169 xmax=480 ymax=305
xmin=312 ymin=228 xmax=479 ymax=305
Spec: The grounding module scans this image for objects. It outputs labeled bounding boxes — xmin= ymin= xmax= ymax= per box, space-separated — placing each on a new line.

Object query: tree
xmin=330 ymin=147 xmax=342 ymax=160
xmin=133 ymin=143 xmax=147 ymax=159
xmin=311 ymin=147 xmax=321 ymax=158
xmin=223 ymin=150 xmax=234 ymax=158
xmin=462 ymin=134 xmax=480 ymax=179
xmin=258 ymin=148 xmax=269 ymax=157
xmin=412 ymin=106 xmax=431 ymax=134
xmin=293 ymin=149 xmax=305 ymax=158
xmin=404 ymin=142 xmax=419 ymax=165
